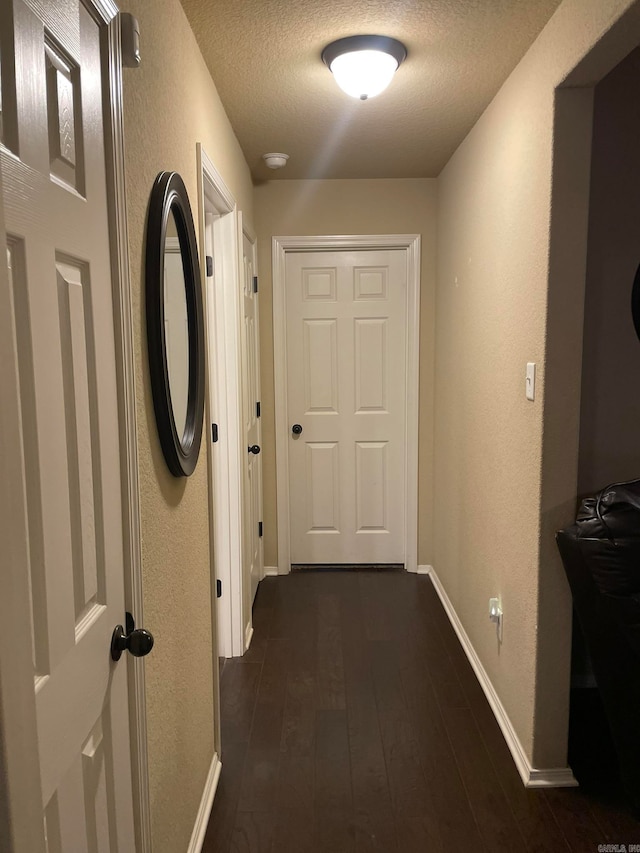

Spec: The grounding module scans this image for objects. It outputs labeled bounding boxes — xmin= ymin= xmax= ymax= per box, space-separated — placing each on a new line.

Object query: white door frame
xmin=197 ymin=145 xmax=246 ymax=660
xmin=0 ymin=5 xmax=149 ymax=851
xmin=272 ymin=234 xmax=421 ymax=575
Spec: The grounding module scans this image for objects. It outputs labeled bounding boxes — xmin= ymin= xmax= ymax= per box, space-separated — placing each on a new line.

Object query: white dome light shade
xmin=329 ymin=50 xmax=398 ymax=99
xmin=322 ymin=35 xmax=407 ymax=101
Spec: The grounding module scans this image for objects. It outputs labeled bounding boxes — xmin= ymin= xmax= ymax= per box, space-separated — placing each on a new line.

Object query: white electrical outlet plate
xmin=526 ymin=362 xmax=536 ymax=401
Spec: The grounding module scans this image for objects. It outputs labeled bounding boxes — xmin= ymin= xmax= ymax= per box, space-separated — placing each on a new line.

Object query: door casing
xmin=197 ymin=144 xmax=249 ymax=660
xmin=272 ymin=234 xmax=421 ymax=574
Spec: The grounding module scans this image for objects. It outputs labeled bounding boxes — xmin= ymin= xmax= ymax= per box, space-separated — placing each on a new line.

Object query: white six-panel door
xmin=241 ymin=228 xmax=263 ymax=606
xmin=285 ymin=248 xmax=408 ymax=565
xmin=1 ymin=1 xmax=136 ymax=849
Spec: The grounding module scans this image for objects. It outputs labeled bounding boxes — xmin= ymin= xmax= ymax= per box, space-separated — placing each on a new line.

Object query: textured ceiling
xmin=179 ymin=0 xmax=563 ymax=180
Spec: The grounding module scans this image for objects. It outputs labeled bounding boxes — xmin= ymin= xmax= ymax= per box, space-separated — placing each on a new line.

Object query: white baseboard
xmin=187 ymin=752 xmax=222 ymax=853
xmin=426 ymin=567 xmax=577 ymax=789
xmin=263 ymin=566 xmax=279 ymax=577
xmin=245 ymin=622 xmax=254 ymax=651
xmin=526 ymin=766 xmax=578 ymax=787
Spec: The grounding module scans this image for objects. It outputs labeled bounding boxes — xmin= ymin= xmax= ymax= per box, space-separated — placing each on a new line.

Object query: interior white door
xmin=1 ymin=1 xmax=136 ymax=849
xmin=241 ymin=228 xmax=263 ymax=605
xmin=285 ymin=249 xmax=407 ymax=565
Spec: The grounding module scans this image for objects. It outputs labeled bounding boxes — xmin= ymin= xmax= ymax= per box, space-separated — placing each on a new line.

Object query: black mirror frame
xmin=632 ymin=261 xmax=640 ymax=344
xmin=145 ymin=171 xmax=204 ymax=477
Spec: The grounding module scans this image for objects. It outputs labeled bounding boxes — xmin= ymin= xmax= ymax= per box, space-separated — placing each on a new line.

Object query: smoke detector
xmin=263 ymin=153 xmax=289 ymax=170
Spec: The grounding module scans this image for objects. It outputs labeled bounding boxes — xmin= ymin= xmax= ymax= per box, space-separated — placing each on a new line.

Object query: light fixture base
xmin=321 ymin=35 xmax=407 ymax=69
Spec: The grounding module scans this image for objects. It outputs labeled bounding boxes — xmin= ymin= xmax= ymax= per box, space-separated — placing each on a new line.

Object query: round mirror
xmin=145 ymin=172 xmax=204 ymax=477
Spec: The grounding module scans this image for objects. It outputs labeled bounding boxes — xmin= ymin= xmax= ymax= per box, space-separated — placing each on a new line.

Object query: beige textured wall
xmin=578 ymin=47 xmax=640 ymax=496
xmin=121 ymin=1 xmax=253 ymax=849
xmin=435 ymin=0 xmax=640 ymax=769
xmin=253 ymin=178 xmax=437 ymax=569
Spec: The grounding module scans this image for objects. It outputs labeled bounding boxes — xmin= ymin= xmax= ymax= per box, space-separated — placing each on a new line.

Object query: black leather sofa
xmin=556 ymin=479 xmax=640 ymax=816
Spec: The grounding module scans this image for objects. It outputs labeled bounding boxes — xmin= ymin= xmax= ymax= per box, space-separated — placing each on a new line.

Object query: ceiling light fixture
xmin=322 ymin=35 xmax=407 ymax=101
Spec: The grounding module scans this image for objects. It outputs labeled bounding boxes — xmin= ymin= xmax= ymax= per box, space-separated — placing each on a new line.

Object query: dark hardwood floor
xmin=202 ymin=570 xmax=639 ymax=852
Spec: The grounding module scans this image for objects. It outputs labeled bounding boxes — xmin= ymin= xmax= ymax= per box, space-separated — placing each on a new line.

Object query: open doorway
xmin=571 ymin=45 xmax=640 ymax=796
xmin=576 ymin=47 xmax=640 ymax=497
xmin=545 ymin=36 xmax=640 ymax=804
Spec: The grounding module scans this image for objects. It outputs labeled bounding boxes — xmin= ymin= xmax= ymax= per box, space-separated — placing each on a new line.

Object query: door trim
xmin=0 ymin=6 xmax=148 ymax=852
xmin=272 ymin=234 xmax=421 ymax=575
xmin=197 ymin=144 xmax=246 ymax=661
xmin=105 ymin=13 xmax=150 ymax=852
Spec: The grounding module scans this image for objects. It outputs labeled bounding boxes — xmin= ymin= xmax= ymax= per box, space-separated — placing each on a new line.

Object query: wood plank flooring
xmin=203 ymin=570 xmax=639 ymax=852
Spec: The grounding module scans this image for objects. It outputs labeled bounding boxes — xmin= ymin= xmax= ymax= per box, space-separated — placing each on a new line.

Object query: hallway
xmin=202 ymin=571 xmax=638 ymax=852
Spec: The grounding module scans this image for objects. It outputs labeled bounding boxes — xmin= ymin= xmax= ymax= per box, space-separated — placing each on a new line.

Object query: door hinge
xmin=211 ymin=423 xmax=218 ymax=443
xmin=256 ymin=401 xmax=261 ymax=418
xmin=258 ymin=521 xmax=263 ymax=538
xmin=216 ymin=579 xmax=222 ymax=598
xmin=120 ymin=13 xmax=141 ymax=68
xmin=253 ymin=275 xmax=258 ymax=293
xmin=206 ymin=255 xmax=213 ymax=277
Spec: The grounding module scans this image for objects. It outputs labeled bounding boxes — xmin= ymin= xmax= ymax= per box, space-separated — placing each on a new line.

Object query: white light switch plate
xmin=526 ymin=362 xmax=536 ymax=401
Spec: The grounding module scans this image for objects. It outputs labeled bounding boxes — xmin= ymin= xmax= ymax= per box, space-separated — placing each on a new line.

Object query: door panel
xmin=1 ymin=1 xmax=135 ymax=848
xmin=306 ymin=441 xmax=341 ymax=532
xmin=355 ymin=318 xmax=388 ymax=412
xmin=355 ymin=441 xmax=389 ymax=532
xmin=241 ymin=230 xmax=263 ymax=607
xmin=286 ymin=249 xmax=407 ymax=565
xmin=303 ymin=319 xmax=338 ymax=412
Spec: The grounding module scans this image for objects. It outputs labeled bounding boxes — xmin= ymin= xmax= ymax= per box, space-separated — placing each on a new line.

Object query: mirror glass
xmin=163 ymin=207 xmax=189 ymax=440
